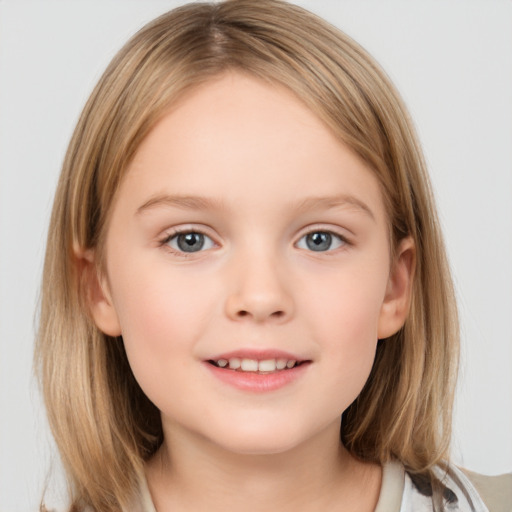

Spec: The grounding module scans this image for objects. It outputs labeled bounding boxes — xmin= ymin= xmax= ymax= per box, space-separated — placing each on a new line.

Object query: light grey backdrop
xmin=0 ymin=1 xmax=511 ymax=510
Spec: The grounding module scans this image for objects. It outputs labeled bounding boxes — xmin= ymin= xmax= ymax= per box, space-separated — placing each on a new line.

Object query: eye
xmin=164 ymin=231 xmax=215 ymax=253
xmin=296 ymin=231 xmax=346 ymax=252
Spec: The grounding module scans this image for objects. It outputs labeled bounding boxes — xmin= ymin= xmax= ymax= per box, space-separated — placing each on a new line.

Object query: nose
xmin=224 ymin=250 xmax=294 ymax=324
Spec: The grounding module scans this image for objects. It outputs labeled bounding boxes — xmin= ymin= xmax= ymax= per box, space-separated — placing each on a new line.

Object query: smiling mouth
xmin=207 ymin=358 xmax=309 ymax=373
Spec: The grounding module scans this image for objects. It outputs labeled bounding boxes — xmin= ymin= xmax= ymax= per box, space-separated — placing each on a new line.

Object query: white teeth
xmin=241 ymin=358 xmax=259 ymax=371
xmin=258 ymin=359 xmax=276 ymax=372
xmin=228 ymin=358 xmax=241 ymax=369
xmin=276 ymin=358 xmax=287 ymax=370
xmin=216 ymin=357 xmax=300 ymax=372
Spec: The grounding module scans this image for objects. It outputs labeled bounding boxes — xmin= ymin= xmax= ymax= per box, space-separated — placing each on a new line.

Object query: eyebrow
xmin=136 ymin=193 xmax=375 ymax=220
xmin=136 ymin=194 xmax=226 ymax=214
xmin=295 ymin=195 xmax=376 ymax=220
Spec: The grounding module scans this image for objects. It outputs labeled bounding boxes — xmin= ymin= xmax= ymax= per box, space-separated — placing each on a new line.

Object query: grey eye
xmin=296 ymin=231 xmax=344 ymax=252
xmin=167 ymin=232 xmax=215 ymax=253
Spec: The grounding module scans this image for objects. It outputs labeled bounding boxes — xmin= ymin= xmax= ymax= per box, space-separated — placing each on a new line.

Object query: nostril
xmin=237 ymin=309 xmax=284 ymax=319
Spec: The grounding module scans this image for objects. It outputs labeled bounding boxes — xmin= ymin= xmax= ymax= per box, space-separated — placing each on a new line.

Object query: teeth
xmin=215 ymin=358 xmax=300 ymax=372
xmin=241 ymin=358 xmax=259 ymax=371
xmin=258 ymin=359 xmax=276 ymax=372
xmin=228 ymin=358 xmax=241 ymax=369
xmin=276 ymin=358 xmax=287 ymax=370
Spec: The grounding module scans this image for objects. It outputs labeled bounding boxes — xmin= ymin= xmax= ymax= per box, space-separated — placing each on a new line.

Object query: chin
xmin=206 ymin=420 xmax=311 ymax=456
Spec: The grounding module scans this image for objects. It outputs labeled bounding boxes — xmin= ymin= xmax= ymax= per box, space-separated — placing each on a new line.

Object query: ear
xmin=74 ymin=246 xmax=122 ymax=337
xmin=378 ymin=236 xmax=416 ymax=339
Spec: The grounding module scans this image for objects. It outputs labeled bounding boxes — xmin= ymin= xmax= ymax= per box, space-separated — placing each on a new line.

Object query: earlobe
xmin=377 ymin=237 xmax=416 ymax=339
xmin=74 ymin=247 xmax=122 ymax=337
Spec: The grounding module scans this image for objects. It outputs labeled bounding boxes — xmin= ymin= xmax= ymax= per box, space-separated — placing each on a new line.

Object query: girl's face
xmin=91 ymin=72 xmax=413 ymax=455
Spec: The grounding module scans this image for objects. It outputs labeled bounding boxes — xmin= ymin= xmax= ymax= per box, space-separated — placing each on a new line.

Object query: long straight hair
xmin=36 ymin=1 xmax=459 ymax=510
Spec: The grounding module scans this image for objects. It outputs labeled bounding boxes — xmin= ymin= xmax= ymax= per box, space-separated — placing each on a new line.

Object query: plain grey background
xmin=1 ymin=1 xmax=511 ymax=510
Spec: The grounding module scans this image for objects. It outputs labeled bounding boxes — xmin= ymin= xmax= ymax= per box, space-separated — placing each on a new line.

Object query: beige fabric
xmin=374 ymin=460 xmax=405 ymax=512
xmin=139 ymin=475 xmax=157 ymax=512
xmin=462 ymin=469 xmax=512 ymax=512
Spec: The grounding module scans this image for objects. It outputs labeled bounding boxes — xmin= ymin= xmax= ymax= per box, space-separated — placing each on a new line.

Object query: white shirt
xmin=375 ymin=460 xmax=488 ymax=512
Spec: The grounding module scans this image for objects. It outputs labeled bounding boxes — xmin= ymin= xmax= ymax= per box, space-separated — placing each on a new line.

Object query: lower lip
xmin=204 ymin=362 xmax=311 ymax=392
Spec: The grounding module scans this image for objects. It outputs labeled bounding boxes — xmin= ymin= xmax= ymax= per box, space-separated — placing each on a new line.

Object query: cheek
xmin=299 ymin=263 xmax=388 ymax=396
xmin=108 ymin=263 xmax=217 ymax=387
xmin=112 ymin=256 xmax=214 ymax=331
xmin=318 ymin=294 xmax=380 ymax=382
xmin=302 ymin=261 xmax=388 ymax=343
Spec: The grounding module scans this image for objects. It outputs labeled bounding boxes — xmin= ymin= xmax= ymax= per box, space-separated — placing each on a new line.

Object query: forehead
xmin=120 ymin=72 xmax=387 ymax=224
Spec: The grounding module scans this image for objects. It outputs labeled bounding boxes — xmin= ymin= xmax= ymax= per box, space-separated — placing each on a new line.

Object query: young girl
xmin=35 ymin=1 xmax=511 ymax=511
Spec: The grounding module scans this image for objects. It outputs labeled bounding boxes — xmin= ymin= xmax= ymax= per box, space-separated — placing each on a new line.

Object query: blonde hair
xmin=36 ymin=1 xmax=459 ymax=510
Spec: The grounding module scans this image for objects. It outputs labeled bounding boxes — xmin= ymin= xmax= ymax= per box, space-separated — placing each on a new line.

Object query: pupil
xmin=177 ymin=233 xmax=204 ymax=252
xmin=306 ymin=232 xmax=331 ymax=251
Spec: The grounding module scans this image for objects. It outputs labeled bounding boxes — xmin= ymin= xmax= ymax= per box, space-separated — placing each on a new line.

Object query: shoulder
xmin=404 ymin=464 xmax=511 ymax=512
xmin=461 ymin=468 xmax=512 ymax=512
xmin=378 ymin=460 xmax=510 ymax=512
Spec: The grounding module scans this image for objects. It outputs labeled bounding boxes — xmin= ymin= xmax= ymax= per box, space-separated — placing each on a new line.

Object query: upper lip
xmin=206 ymin=349 xmax=310 ymax=362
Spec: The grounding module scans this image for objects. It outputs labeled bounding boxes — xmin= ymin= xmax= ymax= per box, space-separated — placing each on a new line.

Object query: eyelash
xmin=158 ymin=227 xmax=351 ymax=256
xmin=295 ymin=229 xmax=349 ymax=253
xmin=159 ymin=228 xmax=216 ymax=257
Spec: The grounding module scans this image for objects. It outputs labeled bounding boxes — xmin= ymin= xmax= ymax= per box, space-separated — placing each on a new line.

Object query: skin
xmin=87 ymin=72 xmax=414 ymax=511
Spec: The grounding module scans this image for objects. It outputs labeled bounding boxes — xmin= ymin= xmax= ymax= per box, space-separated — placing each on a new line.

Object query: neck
xmin=146 ymin=419 xmax=382 ymax=512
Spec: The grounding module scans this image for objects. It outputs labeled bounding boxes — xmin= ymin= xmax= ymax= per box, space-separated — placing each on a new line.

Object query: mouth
xmin=207 ymin=357 xmax=310 ymax=374
xmin=204 ymin=350 xmax=312 ymax=391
